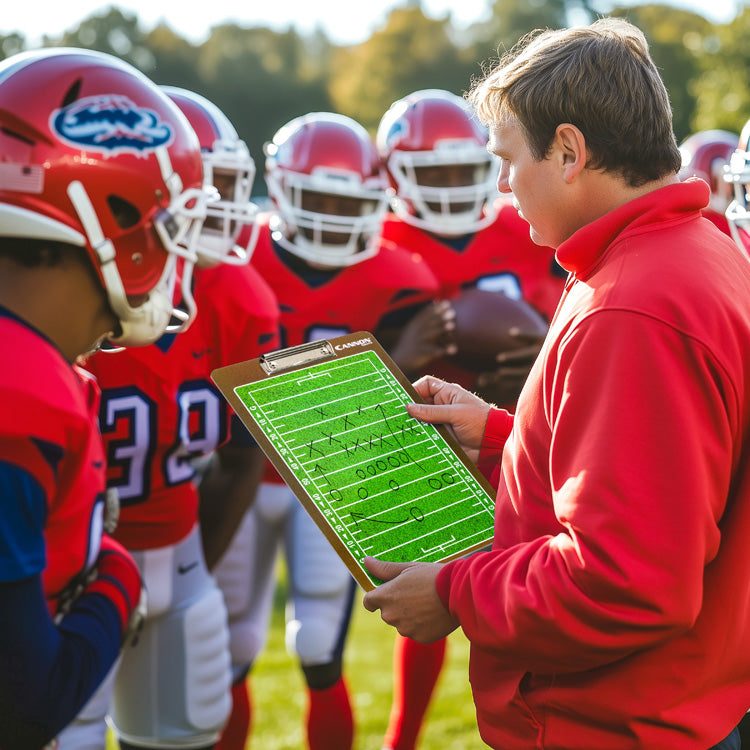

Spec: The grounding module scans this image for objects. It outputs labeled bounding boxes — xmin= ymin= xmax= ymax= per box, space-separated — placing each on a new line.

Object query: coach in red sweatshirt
xmin=364 ymin=17 xmax=750 ymax=750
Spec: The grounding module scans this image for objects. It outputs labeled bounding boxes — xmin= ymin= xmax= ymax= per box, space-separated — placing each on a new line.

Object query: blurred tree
xmin=144 ymin=24 xmax=201 ymax=88
xmin=328 ymin=4 xmax=481 ymax=132
xmin=196 ymin=24 xmax=333 ymax=194
xmin=0 ymin=0 xmax=743 ymax=187
xmin=608 ymin=4 xmax=713 ymax=141
xmin=0 ymin=32 xmax=25 ymax=59
xmin=58 ymin=7 xmax=157 ymax=72
xmin=468 ymin=0 xmax=571 ymax=65
xmin=690 ymin=7 xmax=748 ymax=135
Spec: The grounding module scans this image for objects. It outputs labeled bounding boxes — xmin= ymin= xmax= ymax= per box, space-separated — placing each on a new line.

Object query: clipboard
xmin=211 ymin=331 xmax=496 ymax=591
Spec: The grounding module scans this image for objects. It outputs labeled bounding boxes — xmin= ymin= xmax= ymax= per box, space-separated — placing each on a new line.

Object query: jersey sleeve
xmin=0 ymin=454 xmax=47 ymax=582
xmin=0 ymin=573 xmax=122 ymax=748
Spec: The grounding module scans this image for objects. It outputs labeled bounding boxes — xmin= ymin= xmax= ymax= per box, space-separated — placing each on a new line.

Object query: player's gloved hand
xmin=389 ymin=300 xmax=456 ymax=377
xmin=474 ymin=330 xmax=546 ymax=407
xmin=85 ymin=534 xmax=146 ymax=648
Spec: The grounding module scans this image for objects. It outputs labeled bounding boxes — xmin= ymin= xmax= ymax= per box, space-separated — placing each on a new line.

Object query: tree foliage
xmin=0 ymin=0 xmax=744 ymax=193
xmin=689 ymin=6 xmax=750 ymax=136
xmin=329 ymin=6 xmax=481 ymax=131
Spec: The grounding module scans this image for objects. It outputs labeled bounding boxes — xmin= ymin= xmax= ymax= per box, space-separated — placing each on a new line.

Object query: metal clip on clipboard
xmin=259 ymin=339 xmax=336 ymax=375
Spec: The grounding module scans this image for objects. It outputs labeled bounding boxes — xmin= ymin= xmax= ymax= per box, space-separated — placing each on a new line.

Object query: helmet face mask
xmin=377 ymin=89 xmax=500 ymax=236
xmin=0 ymin=48 xmax=210 ymax=347
xmin=725 ymin=138 xmax=750 ymax=256
xmin=265 ymin=112 xmax=389 ymax=268
xmin=679 ymin=129 xmax=737 ymax=216
xmin=161 ymin=86 xmax=259 ymax=267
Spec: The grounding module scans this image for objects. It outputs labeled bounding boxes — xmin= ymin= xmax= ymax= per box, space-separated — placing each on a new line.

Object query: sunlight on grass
xmin=107 ymin=563 xmax=484 ymax=749
xmin=247 ymin=563 xmax=484 ymax=750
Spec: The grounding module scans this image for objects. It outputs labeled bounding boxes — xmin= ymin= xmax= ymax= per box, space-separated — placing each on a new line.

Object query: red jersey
xmin=250 ymin=212 xmax=440 ymax=483
xmin=0 ymin=309 xmax=104 ymax=609
xmin=251 ymin=213 xmax=440 ymax=347
xmin=85 ymin=263 xmax=280 ymax=549
xmin=379 ymin=199 xmax=565 ymax=321
xmin=437 ymin=181 xmax=750 ymax=749
xmin=380 ymin=199 xmax=566 ymax=389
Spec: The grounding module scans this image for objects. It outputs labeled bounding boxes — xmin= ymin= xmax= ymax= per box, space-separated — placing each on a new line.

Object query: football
xmin=447 ymin=287 xmax=549 ymax=372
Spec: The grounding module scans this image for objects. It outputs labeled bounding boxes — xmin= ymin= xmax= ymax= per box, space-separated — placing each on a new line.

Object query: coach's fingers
xmin=404 ymin=400 xmax=455 ymax=425
xmin=363 ymin=556 xmax=411 ymax=583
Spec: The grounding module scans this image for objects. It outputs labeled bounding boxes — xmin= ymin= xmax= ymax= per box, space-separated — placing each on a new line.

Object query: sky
xmin=0 ymin=0 xmax=744 ymax=47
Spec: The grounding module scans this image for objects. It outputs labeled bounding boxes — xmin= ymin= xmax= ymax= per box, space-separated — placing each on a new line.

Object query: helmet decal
xmin=51 ymin=94 xmax=174 ymax=156
xmin=384 ymin=117 xmax=409 ymax=151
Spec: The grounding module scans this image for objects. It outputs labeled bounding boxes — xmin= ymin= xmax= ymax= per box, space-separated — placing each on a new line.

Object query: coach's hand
xmin=406 ymin=376 xmax=491 ymax=463
xmin=362 ymin=557 xmax=458 ymax=643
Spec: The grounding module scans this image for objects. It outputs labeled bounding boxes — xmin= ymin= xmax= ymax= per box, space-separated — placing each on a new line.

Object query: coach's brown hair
xmin=468 ymin=17 xmax=682 ymax=187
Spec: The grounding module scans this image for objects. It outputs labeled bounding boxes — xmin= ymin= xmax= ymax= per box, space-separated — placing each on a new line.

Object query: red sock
xmin=215 ymin=678 xmax=252 ymax=750
xmin=383 ymin=635 xmax=447 ymax=750
xmin=306 ymin=677 xmax=354 ymax=750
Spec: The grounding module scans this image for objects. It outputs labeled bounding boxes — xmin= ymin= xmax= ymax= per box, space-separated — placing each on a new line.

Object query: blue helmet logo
xmin=384 ymin=117 xmax=409 ymax=150
xmin=51 ymin=94 xmax=174 ymax=155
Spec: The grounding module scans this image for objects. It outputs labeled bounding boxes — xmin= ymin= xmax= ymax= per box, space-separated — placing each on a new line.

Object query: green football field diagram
xmin=234 ymin=350 xmax=495 ymax=586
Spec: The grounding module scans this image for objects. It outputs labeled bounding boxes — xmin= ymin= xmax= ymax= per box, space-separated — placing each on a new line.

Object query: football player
xmin=64 ymin=88 xmax=280 ymax=750
xmin=678 ymin=129 xmax=738 ymax=235
xmin=0 ymin=49 xmax=209 ymax=748
xmin=725 ymin=122 xmax=750 ymax=258
xmin=729 ymin=120 xmax=750 ymax=750
xmin=374 ymin=88 xmax=567 ymax=750
xmin=211 ymin=112 xmax=449 ymax=750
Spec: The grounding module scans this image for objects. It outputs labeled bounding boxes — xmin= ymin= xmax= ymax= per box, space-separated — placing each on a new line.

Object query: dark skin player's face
xmin=414 ymin=163 xmax=479 ymax=188
xmin=300 ymin=191 xmax=377 ymax=245
xmin=413 ymin=163 xmax=482 ymax=214
xmin=204 ymin=171 xmax=238 ymax=231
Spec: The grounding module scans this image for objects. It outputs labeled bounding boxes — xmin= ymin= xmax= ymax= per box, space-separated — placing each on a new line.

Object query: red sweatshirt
xmin=436 ymin=179 xmax=750 ymax=749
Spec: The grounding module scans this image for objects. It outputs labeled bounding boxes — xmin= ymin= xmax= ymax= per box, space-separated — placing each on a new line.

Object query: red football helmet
xmin=679 ymin=129 xmax=738 ymax=215
xmin=725 ymin=123 xmax=750 ymax=256
xmin=376 ymin=89 xmax=499 ymax=235
xmin=0 ymin=48 xmax=210 ymax=346
xmin=264 ymin=112 xmax=389 ymax=267
xmin=162 ymin=86 xmax=259 ymax=266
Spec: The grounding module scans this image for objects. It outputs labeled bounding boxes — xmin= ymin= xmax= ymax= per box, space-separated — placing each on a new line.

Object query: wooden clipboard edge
xmin=211 ymin=331 xmax=496 ymax=591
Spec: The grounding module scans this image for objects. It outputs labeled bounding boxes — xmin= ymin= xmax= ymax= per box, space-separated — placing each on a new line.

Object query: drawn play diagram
xmin=212 ymin=333 xmax=496 ymax=590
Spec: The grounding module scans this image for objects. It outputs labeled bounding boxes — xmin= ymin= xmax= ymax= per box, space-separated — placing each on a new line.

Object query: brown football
xmin=447 ymin=287 xmax=548 ymax=372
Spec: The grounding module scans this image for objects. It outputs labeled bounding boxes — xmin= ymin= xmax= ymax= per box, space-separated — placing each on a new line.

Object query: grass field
xmin=107 ymin=564 xmax=485 ymax=749
xmin=249 ymin=569 xmax=484 ymax=750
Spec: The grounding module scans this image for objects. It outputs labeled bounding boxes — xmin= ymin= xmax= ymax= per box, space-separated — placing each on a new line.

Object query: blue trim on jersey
xmin=0 ymin=574 xmax=122 ymax=748
xmin=155 ymin=331 xmax=178 ymax=353
xmin=0 ymin=460 xmax=47 ymax=582
xmin=425 ymin=229 xmax=476 ymax=251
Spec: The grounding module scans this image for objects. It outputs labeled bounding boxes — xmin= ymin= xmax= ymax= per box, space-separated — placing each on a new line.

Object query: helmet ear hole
xmin=107 ymin=195 xmax=141 ymax=230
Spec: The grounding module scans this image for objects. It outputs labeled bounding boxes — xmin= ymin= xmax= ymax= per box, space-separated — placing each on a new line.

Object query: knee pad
xmin=227 ymin=613 xmax=269 ymax=669
xmin=288 ymin=503 xmax=351 ymax=597
xmin=182 ymin=587 xmax=232 ymax=731
xmin=112 ymin=586 xmax=232 ymax=746
xmin=255 ymin=482 xmax=294 ymax=522
xmin=286 ymin=616 xmax=337 ymax=665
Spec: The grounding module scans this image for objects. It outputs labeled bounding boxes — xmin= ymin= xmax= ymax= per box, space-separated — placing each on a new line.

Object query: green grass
xmin=108 ymin=564 xmax=484 ymax=749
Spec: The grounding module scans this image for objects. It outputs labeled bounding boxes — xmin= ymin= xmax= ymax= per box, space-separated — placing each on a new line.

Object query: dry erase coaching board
xmin=212 ymin=332 xmax=496 ymax=591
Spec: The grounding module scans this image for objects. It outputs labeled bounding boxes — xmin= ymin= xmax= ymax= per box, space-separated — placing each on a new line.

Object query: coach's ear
xmin=555 ymin=123 xmax=587 ymax=183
